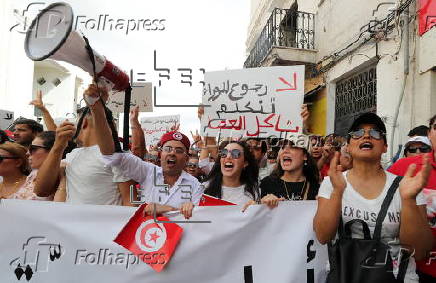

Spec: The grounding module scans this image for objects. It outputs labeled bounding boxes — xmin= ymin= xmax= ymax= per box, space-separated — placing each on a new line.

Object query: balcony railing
xmin=244 ymin=8 xmax=315 ymax=68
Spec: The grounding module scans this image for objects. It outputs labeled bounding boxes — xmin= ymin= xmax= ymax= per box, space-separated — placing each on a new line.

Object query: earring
xmin=304 ymin=160 xmax=307 ymax=166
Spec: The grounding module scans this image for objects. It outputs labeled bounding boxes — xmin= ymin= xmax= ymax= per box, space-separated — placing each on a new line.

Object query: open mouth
xmin=359 ymin=142 xmax=373 ymax=150
xmin=282 ymin=156 xmax=292 ymax=165
xmin=224 ymin=162 xmax=234 ymax=169
xmin=167 ymin=158 xmax=176 ymax=165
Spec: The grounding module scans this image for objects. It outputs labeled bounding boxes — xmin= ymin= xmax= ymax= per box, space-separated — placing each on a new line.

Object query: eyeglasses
xmin=161 ymin=146 xmax=186 ymax=154
xmin=186 ymin=162 xmax=199 ymax=168
xmin=219 ymin=148 xmax=243 ymax=159
xmin=348 ymin=128 xmax=385 ymax=140
xmin=29 ymin=144 xmax=49 ymax=154
xmin=406 ymin=146 xmax=432 ymax=154
xmin=0 ymin=155 xmax=19 ymax=163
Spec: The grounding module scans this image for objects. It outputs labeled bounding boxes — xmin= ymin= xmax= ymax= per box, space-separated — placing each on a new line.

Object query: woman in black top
xmin=260 ymin=140 xmax=320 ymax=205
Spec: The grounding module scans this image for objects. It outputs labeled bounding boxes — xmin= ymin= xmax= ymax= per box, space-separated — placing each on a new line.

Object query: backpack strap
xmin=373 ymin=176 xmax=402 ymax=240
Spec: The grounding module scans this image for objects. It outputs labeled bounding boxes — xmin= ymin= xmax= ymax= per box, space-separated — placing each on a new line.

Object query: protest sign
xmin=140 ymin=115 xmax=180 ymax=146
xmin=201 ymin=66 xmax=305 ymax=138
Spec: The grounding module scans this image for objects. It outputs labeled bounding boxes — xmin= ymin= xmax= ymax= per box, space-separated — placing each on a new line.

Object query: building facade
xmin=245 ymin=0 xmax=436 ymax=165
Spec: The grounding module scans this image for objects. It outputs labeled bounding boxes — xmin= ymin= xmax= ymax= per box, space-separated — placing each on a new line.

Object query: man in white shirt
xmin=34 ymin=105 xmax=133 ymax=206
xmin=85 ymin=84 xmax=203 ymax=219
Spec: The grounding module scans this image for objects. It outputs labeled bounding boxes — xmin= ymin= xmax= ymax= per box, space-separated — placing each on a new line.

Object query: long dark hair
xmin=271 ymin=147 xmax=320 ymax=199
xmin=204 ymin=140 xmax=259 ymax=201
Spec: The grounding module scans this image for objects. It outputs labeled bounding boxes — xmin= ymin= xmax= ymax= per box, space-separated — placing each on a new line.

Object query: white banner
xmin=0 ymin=109 xmax=14 ymax=130
xmin=0 ymin=200 xmax=327 ymax=283
xmin=140 ymin=115 xmax=180 ymax=146
xmin=201 ymin=66 xmax=305 ymax=138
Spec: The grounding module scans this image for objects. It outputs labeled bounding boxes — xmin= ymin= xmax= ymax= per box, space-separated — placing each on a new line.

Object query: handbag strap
xmin=344 ymin=219 xmax=372 ymax=239
xmin=373 ymin=176 xmax=403 ymax=240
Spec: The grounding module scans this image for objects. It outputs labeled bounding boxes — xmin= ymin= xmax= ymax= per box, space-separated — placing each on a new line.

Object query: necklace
xmin=282 ymin=178 xmax=307 ymax=200
xmin=0 ymin=176 xmax=26 ymax=198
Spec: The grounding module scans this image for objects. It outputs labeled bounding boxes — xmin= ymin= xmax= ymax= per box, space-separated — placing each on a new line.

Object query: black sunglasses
xmin=348 ymin=128 xmax=385 ymax=140
xmin=406 ymin=146 xmax=432 ymax=154
xmin=29 ymin=144 xmax=49 ymax=154
xmin=0 ymin=155 xmax=19 ymax=163
xmin=219 ymin=148 xmax=243 ymax=159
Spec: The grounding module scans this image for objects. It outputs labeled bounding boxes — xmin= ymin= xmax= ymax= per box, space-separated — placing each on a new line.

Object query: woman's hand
xmin=261 ymin=194 xmax=285 ymax=209
xmin=241 ymin=200 xmax=257 ymax=212
xmin=399 ymin=154 xmax=431 ymax=201
xmin=328 ymin=152 xmax=347 ymax=194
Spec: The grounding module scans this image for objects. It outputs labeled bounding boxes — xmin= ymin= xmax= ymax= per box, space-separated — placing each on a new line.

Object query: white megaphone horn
xmin=24 ymin=2 xmax=130 ymax=91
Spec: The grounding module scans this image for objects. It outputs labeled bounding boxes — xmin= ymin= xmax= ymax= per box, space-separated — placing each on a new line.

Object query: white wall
xmin=318 ymin=0 xmax=436 ymax=163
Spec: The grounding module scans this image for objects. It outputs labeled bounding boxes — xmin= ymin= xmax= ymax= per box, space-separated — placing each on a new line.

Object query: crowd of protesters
xmin=0 ymin=84 xmax=435 ymax=282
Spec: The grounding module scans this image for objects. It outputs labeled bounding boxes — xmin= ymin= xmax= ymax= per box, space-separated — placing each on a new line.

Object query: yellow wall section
xmin=308 ymin=89 xmax=326 ymax=136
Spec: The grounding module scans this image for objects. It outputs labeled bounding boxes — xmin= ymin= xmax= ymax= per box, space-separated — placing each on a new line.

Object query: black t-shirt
xmin=260 ymin=175 xmax=319 ymax=200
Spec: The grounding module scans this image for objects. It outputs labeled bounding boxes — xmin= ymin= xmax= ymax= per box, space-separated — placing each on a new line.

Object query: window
xmin=334 ymin=66 xmax=377 ymax=136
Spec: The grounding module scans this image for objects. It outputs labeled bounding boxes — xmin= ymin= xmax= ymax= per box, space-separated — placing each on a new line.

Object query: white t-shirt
xmin=222 ymin=185 xmax=253 ymax=206
xmin=102 ymin=152 xmax=204 ymax=208
xmin=318 ymin=171 xmax=426 ymax=283
xmin=64 ymin=145 xmax=128 ymax=205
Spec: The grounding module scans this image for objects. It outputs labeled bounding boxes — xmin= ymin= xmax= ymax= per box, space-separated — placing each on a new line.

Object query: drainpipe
xmin=389 ymin=7 xmax=409 ymax=162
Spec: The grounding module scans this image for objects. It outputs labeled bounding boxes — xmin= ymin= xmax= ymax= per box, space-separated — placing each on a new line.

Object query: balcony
xmin=244 ymin=8 xmax=316 ymax=68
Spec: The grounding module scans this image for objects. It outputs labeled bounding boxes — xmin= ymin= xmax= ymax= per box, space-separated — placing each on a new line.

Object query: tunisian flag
xmin=114 ymin=204 xmax=183 ymax=272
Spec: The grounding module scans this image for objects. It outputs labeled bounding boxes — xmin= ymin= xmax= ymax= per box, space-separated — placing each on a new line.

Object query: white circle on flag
xmin=173 ymin=132 xmax=183 ymax=140
xmin=135 ymin=219 xmax=167 ymax=253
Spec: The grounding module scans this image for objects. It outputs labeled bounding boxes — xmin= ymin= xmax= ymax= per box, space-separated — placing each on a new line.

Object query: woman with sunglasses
xmin=24 ymin=131 xmax=60 ymax=201
xmin=204 ymin=141 xmax=259 ymax=205
xmin=314 ymin=113 xmax=433 ymax=283
xmin=0 ymin=142 xmax=31 ymax=199
xmin=403 ymin=136 xmax=432 ymax=158
xmin=259 ymin=139 xmax=320 ymax=207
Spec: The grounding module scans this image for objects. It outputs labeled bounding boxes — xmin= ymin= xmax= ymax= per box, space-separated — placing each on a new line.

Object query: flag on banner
xmin=199 ymin=194 xmax=236 ymax=206
xmin=114 ymin=204 xmax=183 ymax=272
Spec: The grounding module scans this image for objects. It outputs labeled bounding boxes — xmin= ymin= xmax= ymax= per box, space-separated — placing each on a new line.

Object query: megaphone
xmin=24 ymin=2 xmax=129 ymax=91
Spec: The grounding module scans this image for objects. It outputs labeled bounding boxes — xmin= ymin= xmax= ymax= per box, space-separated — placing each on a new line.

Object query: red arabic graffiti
xmin=206 ymin=113 xmax=300 ymax=137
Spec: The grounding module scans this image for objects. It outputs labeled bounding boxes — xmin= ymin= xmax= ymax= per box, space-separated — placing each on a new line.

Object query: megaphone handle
xmin=122 ymin=86 xmax=132 ymax=151
xmin=82 ymin=35 xmax=97 ymax=78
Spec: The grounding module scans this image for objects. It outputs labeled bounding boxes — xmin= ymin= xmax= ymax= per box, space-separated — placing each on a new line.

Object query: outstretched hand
xmin=29 ymin=90 xmax=45 ymax=110
xmin=399 ymin=154 xmax=431 ymax=200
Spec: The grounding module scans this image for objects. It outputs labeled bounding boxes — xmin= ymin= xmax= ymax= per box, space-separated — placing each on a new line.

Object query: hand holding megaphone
xmin=83 ymin=83 xmax=108 ymax=107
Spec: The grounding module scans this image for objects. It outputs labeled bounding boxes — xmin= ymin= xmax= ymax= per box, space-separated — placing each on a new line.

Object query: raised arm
xmin=398 ymin=154 xmax=433 ymax=260
xmin=313 ymin=152 xmax=346 ymax=244
xmin=30 ymin=90 xmax=57 ymax=131
xmin=85 ymin=84 xmax=115 ymax=155
xmin=130 ymin=106 xmax=146 ymax=158
xmin=34 ymin=121 xmax=75 ymax=197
